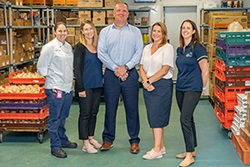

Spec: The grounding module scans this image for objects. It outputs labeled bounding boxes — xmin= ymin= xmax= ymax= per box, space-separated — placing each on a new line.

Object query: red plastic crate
xmin=214 ymin=96 xmax=236 ymax=111
xmin=0 ymin=107 xmax=48 ymax=120
xmin=214 ymin=86 xmax=250 ymax=103
xmin=0 ymin=84 xmax=46 ymax=100
xmin=9 ymin=70 xmax=45 ymax=84
xmin=214 ymin=106 xmax=234 ymax=129
xmin=215 ymin=77 xmax=250 ymax=92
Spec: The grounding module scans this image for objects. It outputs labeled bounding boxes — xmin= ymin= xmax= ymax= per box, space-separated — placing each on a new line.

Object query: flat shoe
xmin=176 ymin=152 xmax=196 ymax=159
xmin=143 ymin=149 xmax=162 ymax=160
xmin=179 ymin=157 xmax=195 ymax=167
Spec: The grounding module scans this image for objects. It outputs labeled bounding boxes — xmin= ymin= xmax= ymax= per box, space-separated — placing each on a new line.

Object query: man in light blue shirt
xmin=98 ymin=2 xmax=143 ymax=154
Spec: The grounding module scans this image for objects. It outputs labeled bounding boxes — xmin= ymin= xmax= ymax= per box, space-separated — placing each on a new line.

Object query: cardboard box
xmin=208 ymin=29 xmax=227 ymax=44
xmin=107 ymin=17 xmax=114 ymax=24
xmin=66 ymin=35 xmax=75 ymax=46
xmin=78 ymin=17 xmax=92 ymax=25
xmin=78 ymin=0 xmax=103 ymax=7
xmin=92 ymin=10 xmax=106 ymax=25
xmin=209 ymin=15 xmax=248 ymax=28
xmin=78 ymin=11 xmax=91 ymax=18
xmin=67 ymin=28 xmax=75 ymax=35
xmin=92 ymin=17 xmax=105 ymax=25
xmin=106 ymin=10 xmax=113 ymax=18
xmin=93 ymin=10 xmax=106 ymax=18
xmin=104 ymin=0 xmax=122 ymax=7
xmin=66 ymin=18 xmax=78 ymax=25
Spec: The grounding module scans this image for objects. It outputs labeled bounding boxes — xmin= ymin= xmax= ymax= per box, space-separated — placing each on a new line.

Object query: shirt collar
xmin=55 ymin=38 xmax=65 ymax=47
xmin=112 ymin=22 xmax=129 ymax=29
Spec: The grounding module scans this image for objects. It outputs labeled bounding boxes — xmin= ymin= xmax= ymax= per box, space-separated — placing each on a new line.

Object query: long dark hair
xmin=179 ymin=19 xmax=202 ymax=49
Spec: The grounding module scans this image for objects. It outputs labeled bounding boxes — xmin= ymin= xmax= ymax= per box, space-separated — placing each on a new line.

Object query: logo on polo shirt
xmin=186 ymin=52 xmax=193 ymax=58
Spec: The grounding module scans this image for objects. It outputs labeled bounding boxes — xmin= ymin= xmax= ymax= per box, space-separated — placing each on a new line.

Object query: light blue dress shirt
xmin=37 ymin=38 xmax=73 ymax=93
xmin=98 ymin=23 xmax=143 ymax=71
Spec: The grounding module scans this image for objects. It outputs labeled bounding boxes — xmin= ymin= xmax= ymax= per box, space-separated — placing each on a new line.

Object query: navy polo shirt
xmin=82 ymin=49 xmax=103 ymax=89
xmin=176 ymin=42 xmax=207 ymax=92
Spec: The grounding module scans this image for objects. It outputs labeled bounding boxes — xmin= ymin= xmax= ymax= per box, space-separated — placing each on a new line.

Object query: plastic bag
xmin=227 ymin=21 xmax=243 ymax=32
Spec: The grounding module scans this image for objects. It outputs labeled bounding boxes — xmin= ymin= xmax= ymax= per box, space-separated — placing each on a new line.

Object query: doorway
xmin=163 ymin=6 xmax=197 ymax=80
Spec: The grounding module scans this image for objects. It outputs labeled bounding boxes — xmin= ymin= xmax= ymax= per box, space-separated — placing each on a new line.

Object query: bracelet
xmin=203 ymin=87 xmax=206 ymax=91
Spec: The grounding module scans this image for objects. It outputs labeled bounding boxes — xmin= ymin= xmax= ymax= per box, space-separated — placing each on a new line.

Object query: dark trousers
xmin=102 ymin=68 xmax=140 ymax=144
xmin=78 ymin=88 xmax=102 ymax=140
xmin=176 ymin=91 xmax=201 ymax=152
xmin=45 ymin=89 xmax=73 ymax=152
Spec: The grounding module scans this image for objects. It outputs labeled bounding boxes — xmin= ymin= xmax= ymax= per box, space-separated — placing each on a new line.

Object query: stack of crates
xmin=0 ymin=69 xmax=48 ymax=143
xmin=214 ymin=31 xmax=250 ymax=129
xmin=231 ymin=93 xmax=250 ymax=165
xmin=205 ymin=11 xmax=247 ymax=101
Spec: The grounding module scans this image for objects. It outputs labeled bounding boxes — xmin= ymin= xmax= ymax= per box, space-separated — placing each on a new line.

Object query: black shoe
xmin=62 ymin=141 xmax=78 ymax=148
xmin=51 ymin=150 xmax=67 ymax=158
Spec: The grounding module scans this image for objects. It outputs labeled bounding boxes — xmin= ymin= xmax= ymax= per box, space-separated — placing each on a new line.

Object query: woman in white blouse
xmin=140 ymin=22 xmax=174 ymax=160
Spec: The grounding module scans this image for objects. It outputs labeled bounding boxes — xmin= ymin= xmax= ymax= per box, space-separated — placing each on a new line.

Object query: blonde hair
xmin=79 ymin=20 xmax=98 ymax=47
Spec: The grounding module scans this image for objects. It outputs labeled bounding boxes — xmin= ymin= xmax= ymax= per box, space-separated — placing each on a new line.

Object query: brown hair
xmin=150 ymin=22 xmax=168 ymax=48
xmin=179 ymin=19 xmax=202 ymax=49
xmin=54 ymin=21 xmax=67 ymax=31
xmin=79 ymin=20 xmax=98 ymax=47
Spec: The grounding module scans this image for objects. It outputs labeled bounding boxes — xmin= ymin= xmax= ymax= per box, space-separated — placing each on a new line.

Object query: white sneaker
xmin=143 ymin=149 xmax=162 ymax=160
xmin=161 ymin=146 xmax=166 ymax=154
xmin=82 ymin=144 xmax=98 ymax=154
xmin=90 ymin=139 xmax=102 ymax=149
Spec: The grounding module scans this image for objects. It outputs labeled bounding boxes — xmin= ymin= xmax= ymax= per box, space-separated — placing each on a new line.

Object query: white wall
xmin=124 ymin=0 xmax=250 ymax=26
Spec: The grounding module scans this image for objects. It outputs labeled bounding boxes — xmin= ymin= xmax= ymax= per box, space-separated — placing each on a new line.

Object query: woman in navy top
xmin=175 ymin=20 xmax=209 ymax=167
xmin=74 ymin=20 xmax=103 ymax=154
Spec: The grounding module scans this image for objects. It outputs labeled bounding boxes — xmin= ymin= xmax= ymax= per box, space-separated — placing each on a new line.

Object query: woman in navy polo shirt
xmin=175 ymin=20 xmax=209 ymax=167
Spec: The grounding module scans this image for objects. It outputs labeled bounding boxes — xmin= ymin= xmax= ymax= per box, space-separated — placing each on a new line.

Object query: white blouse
xmin=140 ymin=43 xmax=174 ymax=79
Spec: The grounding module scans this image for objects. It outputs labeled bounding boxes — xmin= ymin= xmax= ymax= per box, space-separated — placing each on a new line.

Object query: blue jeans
xmin=45 ymin=89 xmax=73 ymax=152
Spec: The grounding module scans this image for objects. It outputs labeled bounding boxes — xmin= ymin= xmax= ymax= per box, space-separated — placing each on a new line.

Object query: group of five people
xmin=37 ymin=2 xmax=209 ymax=167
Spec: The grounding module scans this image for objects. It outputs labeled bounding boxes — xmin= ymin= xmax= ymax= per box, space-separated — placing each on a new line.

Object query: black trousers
xmin=176 ymin=91 xmax=201 ymax=152
xmin=78 ymin=88 xmax=102 ymax=140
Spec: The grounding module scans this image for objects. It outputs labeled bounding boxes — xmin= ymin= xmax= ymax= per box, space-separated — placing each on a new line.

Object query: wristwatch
xmin=147 ymin=79 xmax=151 ymax=85
xmin=125 ymin=65 xmax=129 ymax=71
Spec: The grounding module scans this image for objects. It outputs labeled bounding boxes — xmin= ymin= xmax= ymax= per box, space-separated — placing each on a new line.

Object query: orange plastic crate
xmin=214 ymin=106 xmax=234 ymax=129
xmin=0 ymin=84 xmax=46 ymax=100
xmin=9 ymin=70 xmax=45 ymax=84
xmin=65 ymin=0 xmax=77 ymax=5
xmin=53 ymin=0 xmax=65 ymax=5
xmin=32 ymin=0 xmax=52 ymax=5
xmin=0 ymin=107 xmax=48 ymax=120
xmin=214 ymin=86 xmax=250 ymax=103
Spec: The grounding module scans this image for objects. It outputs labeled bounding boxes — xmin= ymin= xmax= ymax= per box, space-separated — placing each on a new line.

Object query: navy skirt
xmin=143 ymin=78 xmax=173 ymax=128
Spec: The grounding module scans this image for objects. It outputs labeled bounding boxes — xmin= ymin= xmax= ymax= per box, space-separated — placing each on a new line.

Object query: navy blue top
xmin=176 ymin=42 xmax=207 ymax=92
xmin=82 ymin=48 xmax=103 ymax=89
